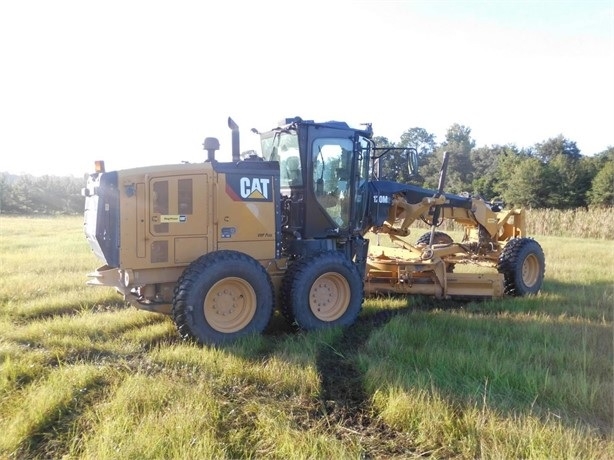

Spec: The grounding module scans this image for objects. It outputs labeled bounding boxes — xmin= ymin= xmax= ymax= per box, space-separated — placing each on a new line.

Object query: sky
xmin=1 ymin=0 xmax=613 ymax=177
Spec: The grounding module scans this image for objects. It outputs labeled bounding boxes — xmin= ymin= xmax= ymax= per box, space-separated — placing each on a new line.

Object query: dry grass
xmin=412 ymin=207 xmax=614 ymax=240
xmin=526 ymin=208 xmax=614 ymax=239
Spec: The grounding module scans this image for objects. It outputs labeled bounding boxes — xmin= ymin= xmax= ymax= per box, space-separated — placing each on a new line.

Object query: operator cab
xmin=259 ymin=117 xmax=372 ymax=261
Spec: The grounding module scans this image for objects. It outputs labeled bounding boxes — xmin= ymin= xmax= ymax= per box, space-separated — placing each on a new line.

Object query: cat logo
xmin=240 ymin=177 xmax=270 ymax=200
xmin=226 ymin=175 xmax=273 ymax=202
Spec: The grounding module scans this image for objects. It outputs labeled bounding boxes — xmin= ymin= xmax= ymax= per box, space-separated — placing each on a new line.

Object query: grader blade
xmin=364 ymin=244 xmax=504 ymax=299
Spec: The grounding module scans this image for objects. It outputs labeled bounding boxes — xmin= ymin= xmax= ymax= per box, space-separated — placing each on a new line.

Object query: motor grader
xmin=82 ymin=116 xmax=545 ymax=345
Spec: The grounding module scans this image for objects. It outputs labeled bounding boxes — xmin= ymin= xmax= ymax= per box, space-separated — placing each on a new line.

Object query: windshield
xmin=261 ymin=130 xmax=301 ymax=188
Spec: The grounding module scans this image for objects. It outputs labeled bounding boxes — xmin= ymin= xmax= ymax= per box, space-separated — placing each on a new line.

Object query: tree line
xmin=375 ymin=124 xmax=613 ymax=209
xmin=1 ymin=124 xmax=612 ymax=215
xmin=0 ymin=174 xmax=85 ymax=214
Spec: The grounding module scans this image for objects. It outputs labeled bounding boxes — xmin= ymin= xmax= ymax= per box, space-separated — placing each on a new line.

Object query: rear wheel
xmin=281 ymin=252 xmax=363 ymax=331
xmin=172 ymin=250 xmax=274 ymax=345
xmin=498 ymin=238 xmax=545 ymax=296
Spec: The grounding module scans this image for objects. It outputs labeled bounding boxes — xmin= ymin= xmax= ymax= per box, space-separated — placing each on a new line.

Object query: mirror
xmin=406 ymin=148 xmax=419 ymax=177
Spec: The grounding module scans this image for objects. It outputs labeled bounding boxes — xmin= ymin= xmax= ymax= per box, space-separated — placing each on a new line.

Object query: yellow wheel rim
xmin=521 ymin=254 xmax=540 ymax=288
xmin=204 ymin=277 xmax=256 ymax=333
xmin=309 ymin=272 xmax=350 ymax=322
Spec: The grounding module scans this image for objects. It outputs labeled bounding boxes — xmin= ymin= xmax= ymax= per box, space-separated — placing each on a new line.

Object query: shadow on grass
xmin=10 ymin=374 xmax=112 ymax=460
xmin=8 ymin=297 xmax=131 ymax=324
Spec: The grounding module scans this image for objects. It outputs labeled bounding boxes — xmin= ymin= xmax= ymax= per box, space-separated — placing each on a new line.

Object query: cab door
xmin=303 ymin=125 xmax=357 ymax=238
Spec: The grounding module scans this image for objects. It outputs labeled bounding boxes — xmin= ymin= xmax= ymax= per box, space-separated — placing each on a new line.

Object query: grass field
xmin=0 ymin=215 xmax=612 ymax=459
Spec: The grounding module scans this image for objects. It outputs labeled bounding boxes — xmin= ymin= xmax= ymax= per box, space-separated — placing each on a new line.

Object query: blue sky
xmin=1 ymin=0 xmax=612 ymax=176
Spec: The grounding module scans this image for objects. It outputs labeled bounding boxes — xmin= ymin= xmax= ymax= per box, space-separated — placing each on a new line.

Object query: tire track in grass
xmin=314 ymin=308 xmax=417 ymax=458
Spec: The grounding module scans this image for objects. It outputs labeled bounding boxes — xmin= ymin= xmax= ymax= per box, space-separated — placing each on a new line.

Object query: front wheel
xmin=281 ymin=252 xmax=363 ymax=331
xmin=498 ymin=238 xmax=545 ymax=296
xmin=172 ymin=250 xmax=274 ymax=345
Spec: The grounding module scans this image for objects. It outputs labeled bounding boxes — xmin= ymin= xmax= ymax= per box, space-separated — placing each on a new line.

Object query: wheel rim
xmin=309 ymin=272 xmax=350 ymax=322
xmin=521 ymin=253 xmax=540 ymax=288
xmin=204 ymin=277 xmax=256 ymax=333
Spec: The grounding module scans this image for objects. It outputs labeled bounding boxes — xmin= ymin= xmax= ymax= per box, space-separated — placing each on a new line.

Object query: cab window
xmin=312 ymin=138 xmax=353 ymax=227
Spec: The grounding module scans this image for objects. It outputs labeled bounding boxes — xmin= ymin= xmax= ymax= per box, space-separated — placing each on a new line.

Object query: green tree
xmin=8 ymin=175 xmax=38 ymax=213
xmin=586 ymin=147 xmax=614 ymax=170
xmin=470 ymin=144 xmax=519 ymax=199
xmin=426 ymin=124 xmax=475 ymax=193
xmin=494 ymin=154 xmax=548 ymax=208
xmin=588 ymin=160 xmax=614 ymax=207
xmin=534 ymin=135 xmax=581 ymax=162
xmin=534 ymin=136 xmax=590 ymax=208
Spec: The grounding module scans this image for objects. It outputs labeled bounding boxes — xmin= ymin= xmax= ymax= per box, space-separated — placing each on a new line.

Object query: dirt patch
xmin=314 ymin=308 xmax=419 ymax=457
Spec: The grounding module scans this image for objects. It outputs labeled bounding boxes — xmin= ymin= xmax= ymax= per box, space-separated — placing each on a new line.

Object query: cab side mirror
xmin=406 ymin=148 xmax=419 ymax=177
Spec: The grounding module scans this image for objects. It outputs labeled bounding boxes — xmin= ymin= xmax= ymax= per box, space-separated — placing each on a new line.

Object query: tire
xmin=416 ymin=231 xmax=454 ymax=246
xmin=172 ymin=250 xmax=274 ymax=345
xmin=498 ymin=238 xmax=545 ymax=296
xmin=281 ymin=252 xmax=363 ymax=331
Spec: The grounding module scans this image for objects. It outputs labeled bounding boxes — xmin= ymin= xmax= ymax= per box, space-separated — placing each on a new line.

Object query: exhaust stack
xmin=228 ymin=117 xmax=240 ymax=162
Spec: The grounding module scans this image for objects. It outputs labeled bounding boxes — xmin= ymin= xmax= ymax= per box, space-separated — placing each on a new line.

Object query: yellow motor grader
xmin=83 ymin=116 xmax=545 ymax=345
